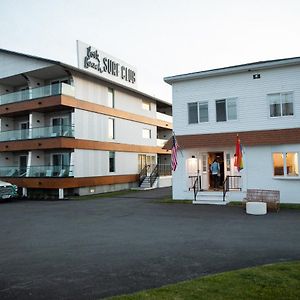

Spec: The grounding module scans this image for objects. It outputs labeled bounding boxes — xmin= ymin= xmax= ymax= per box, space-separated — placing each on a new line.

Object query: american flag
xmin=171 ymin=133 xmax=179 ymax=171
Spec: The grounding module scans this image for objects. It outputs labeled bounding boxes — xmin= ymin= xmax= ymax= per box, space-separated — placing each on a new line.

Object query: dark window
xmin=199 ymin=102 xmax=209 ymax=122
xmin=188 ymin=102 xmax=198 ymax=124
xmin=109 ymin=151 xmax=115 ymax=172
xmin=216 ymin=99 xmax=226 ymax=122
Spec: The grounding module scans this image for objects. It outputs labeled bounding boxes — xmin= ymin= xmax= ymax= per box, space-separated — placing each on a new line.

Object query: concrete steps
xmin=193 ymin=191 xmax=227 ymax=205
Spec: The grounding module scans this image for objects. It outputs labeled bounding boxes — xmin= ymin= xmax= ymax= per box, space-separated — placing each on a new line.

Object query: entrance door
xmin=208 ymin=152 xmax=224 ymax=189
xmin=200 ymin=154 xmax=209 ymax=190
xmin=19 ymin=155 xmax=28 ymax=176
xmin=138 ymin=154 xmax=155 ymax=175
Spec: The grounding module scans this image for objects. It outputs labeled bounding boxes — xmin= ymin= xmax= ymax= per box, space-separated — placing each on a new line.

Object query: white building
xmin=164 ymin=57 xmax=300 ymax=204
xmin=0 ymin=42 xmax=172 ymax=198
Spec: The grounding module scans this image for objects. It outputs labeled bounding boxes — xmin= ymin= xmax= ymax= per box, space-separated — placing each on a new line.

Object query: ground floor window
xmin=273 ymin=152 xmax=299 ymax=177
xmin=109 ymin=151 xmax=115 ymax=172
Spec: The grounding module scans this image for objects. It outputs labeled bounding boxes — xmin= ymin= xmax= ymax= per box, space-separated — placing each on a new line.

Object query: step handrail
xmin=139 ymin=165 xmax=148 ymax=186
xmin=149 ymin=165 xmax=159 ymax=187
xmin=223 ymin=175 xmax=242 ymax=201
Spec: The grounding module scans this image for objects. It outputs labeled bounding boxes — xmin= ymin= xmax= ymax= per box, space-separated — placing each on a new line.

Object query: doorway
xmin=138 ymin=154 xmax=156 ymax=175
xmin=208 ymin=152 xmax=224 ymax=189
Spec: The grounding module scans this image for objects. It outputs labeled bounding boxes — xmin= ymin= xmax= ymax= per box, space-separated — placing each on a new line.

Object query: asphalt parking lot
xmin=0 ymin=187 xmax=300 ymax=300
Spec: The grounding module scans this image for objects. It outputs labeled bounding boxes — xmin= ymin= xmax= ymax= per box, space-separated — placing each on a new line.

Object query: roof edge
xmin=164 ymin=56 xmax=300 ymax=84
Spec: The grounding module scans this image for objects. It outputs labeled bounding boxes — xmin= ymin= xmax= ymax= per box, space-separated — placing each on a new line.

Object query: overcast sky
xmin=1 ymin=0 xmax=300 ymax=101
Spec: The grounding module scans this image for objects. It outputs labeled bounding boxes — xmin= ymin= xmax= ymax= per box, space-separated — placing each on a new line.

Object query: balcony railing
xmin=0 ymin=165 xmax=74 ymax=178
xmin=0 ymin=125 xmax=74 ymax=142
xmin=0 ymin=83 xmax=75 ymax=105
xmin=156 ymin=112 xmax=172 ymax=124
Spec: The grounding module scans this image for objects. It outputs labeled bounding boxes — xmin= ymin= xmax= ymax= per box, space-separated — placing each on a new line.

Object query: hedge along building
xmin=164 ymin=57 xmax=300 ymax=204
xmin=0 ymin=41 xmax=172 ymax=198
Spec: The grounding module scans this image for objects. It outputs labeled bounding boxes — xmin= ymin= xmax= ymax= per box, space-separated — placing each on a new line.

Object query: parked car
xmin=0 ymin=181 xmax=18 ymax=200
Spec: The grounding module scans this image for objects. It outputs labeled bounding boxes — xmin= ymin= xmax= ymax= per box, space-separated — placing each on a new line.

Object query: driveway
xmin=0 ymin=187 xmax=300 ymax=299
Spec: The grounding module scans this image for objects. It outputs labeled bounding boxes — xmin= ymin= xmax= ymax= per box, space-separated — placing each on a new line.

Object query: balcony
xmin=156 ymin=112 xmax=172 ymax=124
xmin=0 ymin=165 xmax=74 ymax=178
xmin=0 ymin=83 xmax=75 ymax=105
xmin=157 ymin=138 xmax=168 ymax=147
xmin=0 ymin=125 xmax=74 ymax=142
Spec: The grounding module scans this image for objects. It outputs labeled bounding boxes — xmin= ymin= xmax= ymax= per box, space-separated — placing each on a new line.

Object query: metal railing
xmin=0 ymin=125 xmax=74 ymax=142
xmin=157 ymin=164 xmax=172 ymax=176
xmin=0 ymin=165 xmax=74 ymax=178
xmin=0 ymin=83 xmax=75 ymax=105
xmin=223 ymin=175 xmax=242 ymax=201
xmin=149 ymin=165 xmax=159 ymax=187
xmin=189 ymin=175 xmax=202 ymax=201
xmin=139 ymin=165 xmax=148 ymax=186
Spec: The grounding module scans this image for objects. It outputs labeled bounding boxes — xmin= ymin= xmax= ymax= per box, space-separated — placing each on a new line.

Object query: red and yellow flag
xmin=234 ymin=134 xmax=244 ymax=171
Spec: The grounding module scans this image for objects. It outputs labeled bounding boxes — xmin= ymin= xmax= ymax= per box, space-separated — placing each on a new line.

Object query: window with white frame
xmin=142 ymin=128 xmax=151 ymax=139
xmin=108 ymin=118 xmax=115 ymax=139
xmin=268 ymin=92 xmax=293 ymax=117
xmin=188 ymin=101 xmax=209 ymax=124
xmin=273 ymin=152 xmax=299 ymax=177
xmin=216 ymin=98 xmax=237 ymax=122
xmin=108 ymin=88 xmax=114 ymax=108
xmin=142 ymin=99 xmax=151 ymax=111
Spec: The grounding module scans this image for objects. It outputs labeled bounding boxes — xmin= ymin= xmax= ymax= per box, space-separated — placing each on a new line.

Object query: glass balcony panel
xmin=0 ymin=165 xmax=73 ymax=177
xmin=0 ymin=125 xmax=74 ymax=142
xmin=0 ymin=83 xmax=74 ymax=105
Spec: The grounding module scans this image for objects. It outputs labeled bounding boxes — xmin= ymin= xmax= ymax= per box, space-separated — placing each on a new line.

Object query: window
xmin=188 ymin=102 xmax=198 ymax=124
xmin=269 ymin=92 xmax=293 ymax=117
xmin=108 ymin=118 xmax=115 ymax=139
xmin=142 ymin=128 xmax=151 ymax=139
xmin=108 ymin=88 xmax=114 ymax=108
xmin=199 ymin=102 xmax=209 ymax=122
xmin=109 ymin=151 xmax=115 ymax=172
xmin=52 ymin=116 xmax=70 ymax=136
xmin=216 ymin=98 xmax=237 ymax=122
xmin=202 ymin=154 xmax=207 ymax=172
xmin=273 ymin=152 xmax=299 ymax=177
xmin=142 ymin=100 xmax=151 ymax=111
xmin=226 ymin=153 xmax=231 ymax=171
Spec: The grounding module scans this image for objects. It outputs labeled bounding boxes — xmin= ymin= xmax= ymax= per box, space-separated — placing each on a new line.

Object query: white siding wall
xmin=74 ymin=109 xmax=157 ymax=146
xmin=173 ymin=65 xmax=300 ymax=135
xmin=74 ymin=150 xmax=139 ymax=177
xmin=246 ymin=144 xmax=300 ymax=203
xmin=72 ymin=73 xmax=157 ymax=117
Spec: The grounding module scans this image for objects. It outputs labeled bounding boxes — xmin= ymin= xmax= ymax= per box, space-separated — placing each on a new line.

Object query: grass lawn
xmin=228 ymin=201 xmax=300 ymax=210
xmin=70 ymin=189 xmax=138 ymax=201
xmin=107 ymin=261 xmax=300 ymax=300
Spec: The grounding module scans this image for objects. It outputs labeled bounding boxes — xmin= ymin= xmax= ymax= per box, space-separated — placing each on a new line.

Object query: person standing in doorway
xmin=210 ymin=159 xmax=220 ymax=190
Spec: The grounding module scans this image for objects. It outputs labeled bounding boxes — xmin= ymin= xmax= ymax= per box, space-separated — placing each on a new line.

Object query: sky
xmin=1 ymin=0 xmax=300 ymax=102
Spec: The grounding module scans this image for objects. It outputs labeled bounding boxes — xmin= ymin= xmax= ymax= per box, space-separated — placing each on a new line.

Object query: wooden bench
xmin=243 ymin=189 xmax=280 ymax=212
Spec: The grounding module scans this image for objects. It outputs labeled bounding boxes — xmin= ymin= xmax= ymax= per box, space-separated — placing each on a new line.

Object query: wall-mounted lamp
xmin=192 ymin=155 xmax=195 ymax=158
xmin=5 ymin=157 xmax=8 ymax=160
xmin=37 ymin=156 xmax=40 ymax=159
xmin=5 ymin=124 xmax=9 ymax=127
xmin=37 ymin=120 xmax=40 ymax=123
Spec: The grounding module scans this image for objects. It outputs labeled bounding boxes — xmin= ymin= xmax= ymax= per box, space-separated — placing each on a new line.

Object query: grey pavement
xmin=0 ymin=187 xmax=300 ymax=299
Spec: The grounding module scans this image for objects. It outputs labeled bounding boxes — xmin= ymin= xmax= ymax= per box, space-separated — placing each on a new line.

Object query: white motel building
xmin=0 ymin=41 xmax=172 ymax=198
xmin=165 ymin=57 xmax=300 ymax=204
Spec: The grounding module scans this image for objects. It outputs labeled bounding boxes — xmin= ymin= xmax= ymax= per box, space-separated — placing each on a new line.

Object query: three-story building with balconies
xmin=0 ymin=43 xmax=172 ymax=198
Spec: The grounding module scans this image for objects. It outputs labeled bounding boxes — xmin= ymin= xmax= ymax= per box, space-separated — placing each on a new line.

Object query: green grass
xmin=70 ymin=189 xmax=138 ymax=201
xmin=154 ymin=197 xmax=193 ymax=204
xmin=106 ymin=261 xmax=300 ymax=300
xmin=228 ymin=201 xmax=300 ymax=210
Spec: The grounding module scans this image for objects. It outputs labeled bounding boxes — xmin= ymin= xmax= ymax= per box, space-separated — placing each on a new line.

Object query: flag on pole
xmin=171 ymin=132 xmax=179 ymax=171
xmin=234 ymin=134 xmax=244 ymax=171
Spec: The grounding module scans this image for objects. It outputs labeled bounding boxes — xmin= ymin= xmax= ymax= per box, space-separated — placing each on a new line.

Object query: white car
xmin=0 ymin=181 xmax=18 ymax=200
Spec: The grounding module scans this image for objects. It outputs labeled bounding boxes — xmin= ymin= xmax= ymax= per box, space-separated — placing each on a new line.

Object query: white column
xmin=59 ymin=188 xmax=64 ymax=199
xmin=22 ymin=188 xmax=27 ymax=197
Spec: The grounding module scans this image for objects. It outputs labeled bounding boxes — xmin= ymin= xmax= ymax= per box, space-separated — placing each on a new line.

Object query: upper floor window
xmin=108 ymin=88 xmax=114 ymax=108
xmin=142 ymin=128 xmax=151 ymax=139
xmin=188 ymin=101 xmax=209 ymax=124
xmin=216 ymin=98 xmax=237 ymax=122
xmin=109 ymin=151 xmax=116 ymax=172
xmin=268 ymin=92 xmax=293 ymax=117
xmin=142 ymin=100 xmax=151 ymax=111
xmin=108 ymin=118 xmax=115 ymax=139
xmin=273 ymin=152 xmax=299 ymax=177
